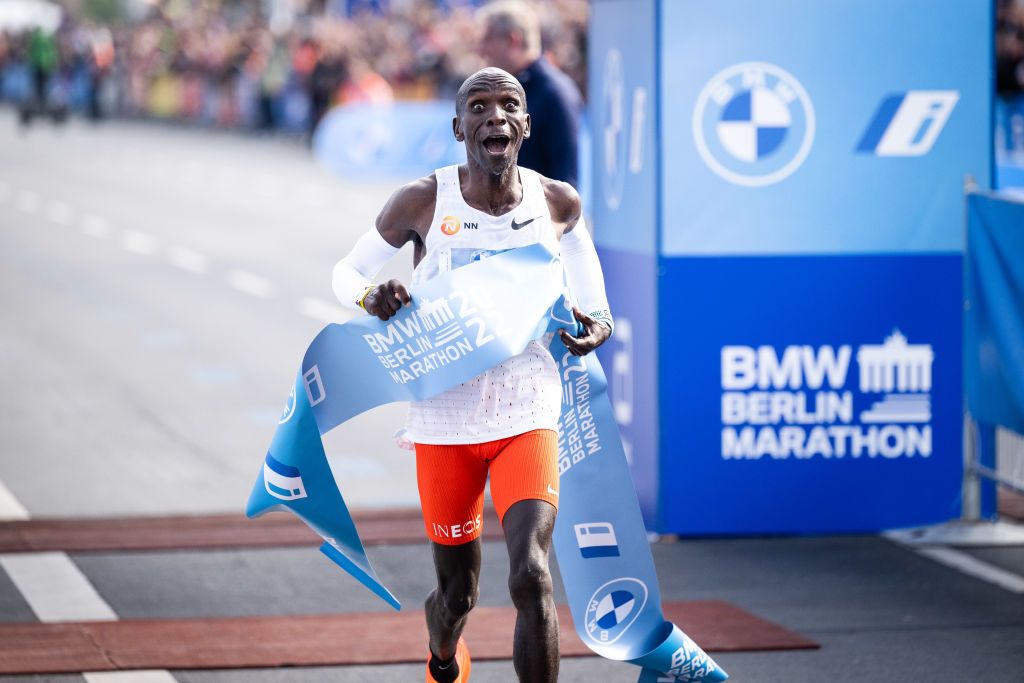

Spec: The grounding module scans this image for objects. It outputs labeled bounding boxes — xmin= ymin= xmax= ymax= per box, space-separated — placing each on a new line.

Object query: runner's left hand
xmin=559 ymin=307 xmax=611 ymax=356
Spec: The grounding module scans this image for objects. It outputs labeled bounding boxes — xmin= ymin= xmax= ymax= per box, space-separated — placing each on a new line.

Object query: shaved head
xmin=456 ymin=67 xmax=527 ymax=116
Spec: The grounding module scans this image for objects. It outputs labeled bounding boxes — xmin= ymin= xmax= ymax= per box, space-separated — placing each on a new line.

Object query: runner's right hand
xmin=363 ymin=279 xmax=411 ymax=321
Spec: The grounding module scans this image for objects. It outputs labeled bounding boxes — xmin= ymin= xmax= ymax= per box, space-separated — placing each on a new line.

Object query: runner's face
xmin=455 ymin=78 xmax=530 ymax=174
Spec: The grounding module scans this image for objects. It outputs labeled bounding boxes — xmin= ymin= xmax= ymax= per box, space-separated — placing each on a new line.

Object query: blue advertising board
xmin=590 ymin=0 xmax=660 ymax=526
xmin=313 ymin=101 xmax=466 ymax=179
xmin=591 ymin=0 xmax=992 ymax=533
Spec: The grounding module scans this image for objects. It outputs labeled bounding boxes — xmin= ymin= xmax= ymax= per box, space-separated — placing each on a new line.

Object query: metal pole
xmin=962 ymin=412 xmax=980 ymax=521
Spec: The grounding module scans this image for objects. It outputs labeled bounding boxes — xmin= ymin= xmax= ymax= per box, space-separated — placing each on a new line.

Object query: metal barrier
xmin=995 ymin=427 xmax=1024 ymax=492
xmin=963 ymin=417 xmax=1024 ymax=521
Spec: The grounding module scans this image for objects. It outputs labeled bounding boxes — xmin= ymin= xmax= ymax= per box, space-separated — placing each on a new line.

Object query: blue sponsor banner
xmin=660 ymin=254 xmax=963 ymax=533
xmin=313 ymin=101 xmax=593 ymax=191
xmin=590 ymin=0 xmax=660 ymax=526
xmin=312 ymin=101 xmax=466 ymax=179
xmin=609 ymin=0 xmax=991 ymax=533
xmin=660 ymin=0 xmax=991 ymax=256
xmin=966 ymin=192 xmax=1024 ymax=434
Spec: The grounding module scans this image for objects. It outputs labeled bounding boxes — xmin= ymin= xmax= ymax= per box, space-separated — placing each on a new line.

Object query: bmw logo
xmin=279 ymin=385 xmax=297 ymax=424
xmin=693 ymin=62 xmax=815 ymax=187
xmin=585 ymin=577 xmax=648 ymax=646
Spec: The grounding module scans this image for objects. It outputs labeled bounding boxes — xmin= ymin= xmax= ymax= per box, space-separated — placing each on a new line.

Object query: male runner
xmin=331 ymin=67 xmax=613 ymax=683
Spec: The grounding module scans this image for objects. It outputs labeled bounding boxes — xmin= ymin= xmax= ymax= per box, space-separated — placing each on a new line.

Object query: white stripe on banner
xmin=85 ymin=672 xmax=179 ymax=683
xmin=0 ymin=552 xmax=117 ymax=622
xmin=0 ymin=479 xmax=29 ymax=520
xmin=915 ymin=546 xmax=1024 ymax=594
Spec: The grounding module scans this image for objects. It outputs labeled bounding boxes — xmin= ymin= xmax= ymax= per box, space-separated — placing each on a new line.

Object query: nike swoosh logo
xmin=547 ymin=484 xmax=559 ymax=497
xmin=511 ymin=216 xmax=540 ymax=230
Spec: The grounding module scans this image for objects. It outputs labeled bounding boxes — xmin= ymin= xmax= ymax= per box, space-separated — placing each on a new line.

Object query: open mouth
xmin=483 ymin=135 xmax=511 ymax=155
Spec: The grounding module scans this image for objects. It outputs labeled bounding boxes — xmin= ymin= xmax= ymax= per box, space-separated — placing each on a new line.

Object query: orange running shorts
xmin=415 ymin=429 xmax=560 ymax=545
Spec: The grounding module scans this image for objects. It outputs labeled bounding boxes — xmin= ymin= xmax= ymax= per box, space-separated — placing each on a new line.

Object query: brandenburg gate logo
xmin=856 ymin=331 xmax=934 ymax=423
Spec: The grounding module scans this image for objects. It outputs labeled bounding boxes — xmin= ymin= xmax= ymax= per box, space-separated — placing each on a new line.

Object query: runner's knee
xmin=433 ymin=579 xmax=479 ymax=620
xmin=508 ymin=558 xmax=553 ymax=608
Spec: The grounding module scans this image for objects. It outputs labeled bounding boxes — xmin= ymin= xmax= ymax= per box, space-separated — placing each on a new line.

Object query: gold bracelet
xmin=356 ymin=285 xmax=375 ymax=310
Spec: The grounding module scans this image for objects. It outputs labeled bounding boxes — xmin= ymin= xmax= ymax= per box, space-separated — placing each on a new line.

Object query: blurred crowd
xmin=0 ymin=0 xmax=588 ymax=133
xmin=999 ymin=0 xmax=1024 ymax=94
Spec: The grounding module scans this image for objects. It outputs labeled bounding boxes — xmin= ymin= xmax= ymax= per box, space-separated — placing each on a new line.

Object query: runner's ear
xmin=453 ymin=116 xmax=465 ymax=142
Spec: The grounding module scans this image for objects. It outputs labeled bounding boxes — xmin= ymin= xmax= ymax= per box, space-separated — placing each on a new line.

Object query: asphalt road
xmin=1 ymin=110 xmax=1023 ymax=682
xmin=1 ymin=109 xmax=419 ymax=517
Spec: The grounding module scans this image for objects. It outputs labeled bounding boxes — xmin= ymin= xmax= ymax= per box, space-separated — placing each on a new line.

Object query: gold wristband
xmin=356 ymin=285 xmax=375 ymax=310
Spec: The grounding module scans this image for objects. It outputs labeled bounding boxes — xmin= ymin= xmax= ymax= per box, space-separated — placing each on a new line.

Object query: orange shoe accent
xmin=425 ymin=637 xmax=471 ymax=682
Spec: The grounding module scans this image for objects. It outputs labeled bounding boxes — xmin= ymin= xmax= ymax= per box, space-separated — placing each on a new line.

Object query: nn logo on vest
xmin=857 ymin=91 xmax=959 ymax=157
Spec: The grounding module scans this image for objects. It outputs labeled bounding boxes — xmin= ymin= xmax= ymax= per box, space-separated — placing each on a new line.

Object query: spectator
xmin=998 ymin=0 xmax=1024 ymax=93
xmin=23 ymin=26 xmax=58 ymax=122
xmin=0 ymin=1 xmax=591 ymax=133
xmin=478 ymin=0 xmax=583 ymax=188
xmin=307 ymin=40 xmax=349 ymax=139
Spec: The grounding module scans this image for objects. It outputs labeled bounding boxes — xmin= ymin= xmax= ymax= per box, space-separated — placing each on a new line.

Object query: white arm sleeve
xmin=560 ymin=216 xmax=614 ymax=332
xmin=331 ymin=229 xmax=401 ymax=311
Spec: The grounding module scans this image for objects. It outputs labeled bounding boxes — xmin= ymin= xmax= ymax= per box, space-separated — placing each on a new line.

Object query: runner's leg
xmin=426 ymin=539 xmax=481 ymax=662
xmin=489 ymin=429 xmax=561 ymax=683
xmin=504 ymin=499 xmax=559 ymax=683
xmin=416 ymin=441 xmax=488 ymax=680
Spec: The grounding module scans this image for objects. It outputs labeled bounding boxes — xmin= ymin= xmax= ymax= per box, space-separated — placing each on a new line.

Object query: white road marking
xmin=85 ymin=672 xmax=179 ymax=683
xmin=0 ymin=479 xmax=29 ymax=521
xmin=46 ymin=200 xmax=73 ymax=225
xmin=226 ymin=269 xmax=275 ymax=298
xmin=0 ymin=183 xmax=184 ymax=682
xmin=0 ymin=552 xmax=117 ymax=622
xmin=122 ymin=230 xmax=158 ymax=255
xmin=81 ymin=214 xmax=112 ymax=239
xmin=167 ymin=246 xmax=209 ymax=274
xmin=298 ymin=297 xmax=355 ymax=324
xmin=16 ymin=190 xmax=39 ymax=214
xmin=915 ymin=546 xmax=1024 ymax=594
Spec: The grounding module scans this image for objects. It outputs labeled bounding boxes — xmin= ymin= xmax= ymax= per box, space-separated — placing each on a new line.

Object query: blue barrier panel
xmin=313 ymin=101 xmax=593 ymax=207
xmin=966 ymin=192 xmax=1024 ymax=434
xmin=312 ymin=101 xmax=466 ymax=179
xmin=589 ymin=0 xmax=660 ymax=527
xmin=591 ymin=0 xmax=992 ymax=533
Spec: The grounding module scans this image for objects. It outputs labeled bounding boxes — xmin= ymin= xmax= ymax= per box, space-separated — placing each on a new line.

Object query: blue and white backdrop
xmin=590 ymin=0 xmax=992 ymax=533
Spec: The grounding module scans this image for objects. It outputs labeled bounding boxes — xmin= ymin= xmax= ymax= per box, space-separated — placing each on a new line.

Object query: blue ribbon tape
xmin=246 ymin=243 xmax=727 ymax=682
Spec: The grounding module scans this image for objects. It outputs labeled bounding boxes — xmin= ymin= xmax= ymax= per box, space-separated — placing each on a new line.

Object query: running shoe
xmin=425 ymin=637 xmax=471 ymax=682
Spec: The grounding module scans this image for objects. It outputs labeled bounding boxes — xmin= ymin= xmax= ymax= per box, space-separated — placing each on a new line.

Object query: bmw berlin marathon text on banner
xmin=589 ymin=0 xmax=991 ymax=534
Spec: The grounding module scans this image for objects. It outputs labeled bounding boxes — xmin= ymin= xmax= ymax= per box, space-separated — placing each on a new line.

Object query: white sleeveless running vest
xmin=405 ymin=165 xmax=562 ymax=445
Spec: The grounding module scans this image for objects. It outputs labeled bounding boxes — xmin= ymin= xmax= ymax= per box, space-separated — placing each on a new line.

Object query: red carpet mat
xmin=0 ymin=601 xmax=817 ymax=674
xmin=0 ymin=509 xmax=501 ymax=553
